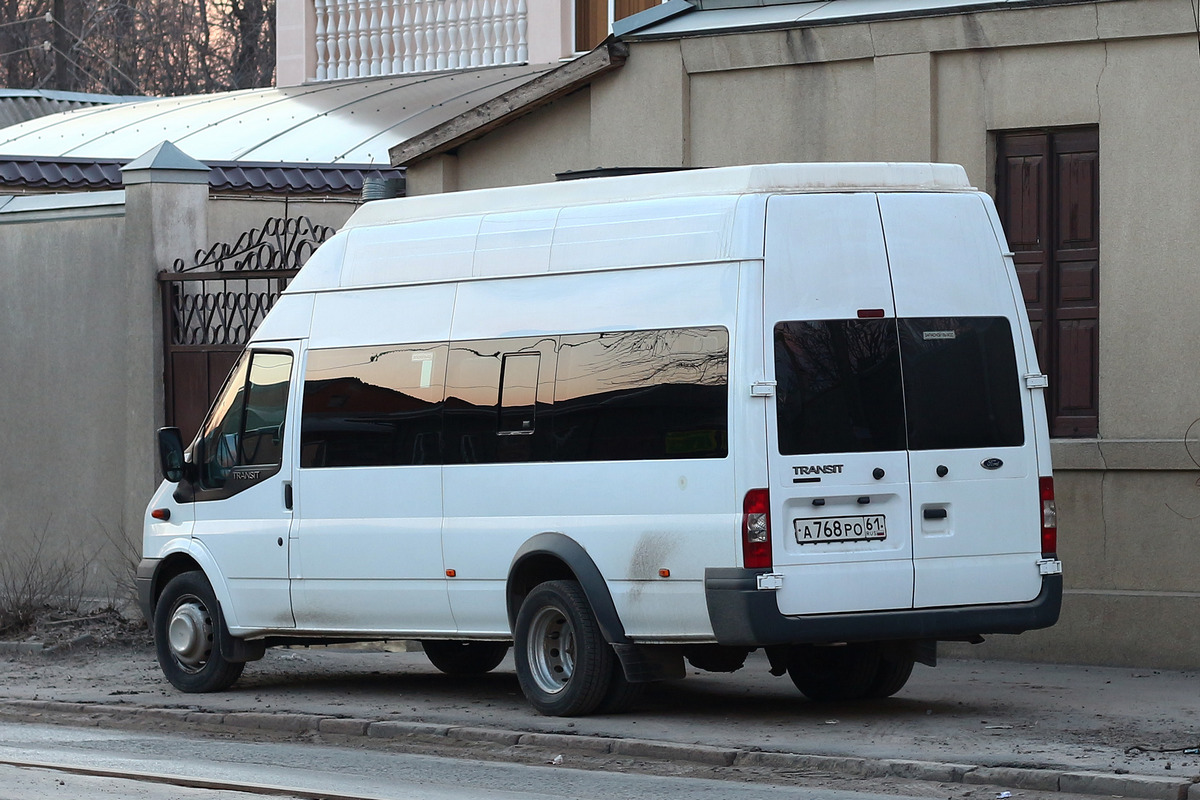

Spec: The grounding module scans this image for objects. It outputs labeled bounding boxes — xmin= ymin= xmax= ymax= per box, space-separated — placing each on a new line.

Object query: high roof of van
xmin=281 ymin=162 xmax=980 ymax=296
xmin=343 ymin=163 xmax=973 ymax=229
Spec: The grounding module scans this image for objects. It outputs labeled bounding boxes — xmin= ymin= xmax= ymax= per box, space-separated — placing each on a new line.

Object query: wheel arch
xmin=146 ymin=552 xmax=203 ymax=619
xmin=506 ymin=532 xmax=629 ymax=645
xmin=147 ymin=542 xmax=238 ymax=630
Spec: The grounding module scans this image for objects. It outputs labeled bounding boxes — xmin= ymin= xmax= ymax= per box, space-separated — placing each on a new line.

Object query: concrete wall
xmin=0 ymin=203 xmax=132 ymax=598
xmin=404 ymin=0 xmax=1200 ymax=668
xmin=0 ymin=189 xmax=357 ymax=604
xmin=205 ymin=198 xmax=357 ymax=252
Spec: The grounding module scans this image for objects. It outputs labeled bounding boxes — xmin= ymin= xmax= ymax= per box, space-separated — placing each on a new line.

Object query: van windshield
xmin=774 ymin=316 xmax=1023 ymax=455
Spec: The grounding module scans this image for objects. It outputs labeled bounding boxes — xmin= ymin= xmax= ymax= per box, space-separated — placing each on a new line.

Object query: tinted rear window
xmin=899 ymin=317 xmax=1024 ymax=451
xmin=774 ymin=320 xmax=905 ymax=455
xmin=774 ymin=316 xmax=1023 ymax=455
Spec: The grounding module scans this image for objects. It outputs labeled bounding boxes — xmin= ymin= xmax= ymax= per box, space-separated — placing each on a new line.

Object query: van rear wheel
xmin=786 ymin=643 xmax=880 ymax=702
xmin=514 ymin=580 xmax=614 ymax=716
xmin=594 ymin=658 xmax=645 ymax=714
xmin=866 ymin=652 xmax=916 ymax=698
xmin=421 ymin=640 xmax=510 ymax=676
xmin=154 ymin=571 xmax=244 ymax=693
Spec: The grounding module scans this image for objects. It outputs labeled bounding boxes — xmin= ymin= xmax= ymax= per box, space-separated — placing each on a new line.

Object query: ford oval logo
xmin=981 ymin=458 xmax=1004 ymax=470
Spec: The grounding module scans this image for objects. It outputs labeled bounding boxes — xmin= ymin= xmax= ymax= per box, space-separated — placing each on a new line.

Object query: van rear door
xmin=763 ymin=194 xmax=914 ymax=615
xmin=879 ymin=193 xmax=1044 ymax=608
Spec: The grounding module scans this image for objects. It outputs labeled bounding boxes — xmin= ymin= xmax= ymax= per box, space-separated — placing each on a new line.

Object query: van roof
xmin=343 ymin=162 xmax=973 ymax=229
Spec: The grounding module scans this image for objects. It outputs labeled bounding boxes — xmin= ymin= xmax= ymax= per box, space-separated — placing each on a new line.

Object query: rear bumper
xmin=704 ymin=568 xmax=1062 ymax=646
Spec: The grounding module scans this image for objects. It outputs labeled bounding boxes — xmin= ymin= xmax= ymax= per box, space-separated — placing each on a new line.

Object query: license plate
xmin=794 ymin=514 xmax=887 ymax=544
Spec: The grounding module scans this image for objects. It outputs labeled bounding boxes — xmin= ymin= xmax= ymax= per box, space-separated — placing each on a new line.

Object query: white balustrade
xmin=390 ymin=0 xmax=404 ymax=73
xmin=314 ymin=0 xmax=528 ymax=79
xmin=346 ymin=0 xmax=360 ymax=77
xmin=314 ymin=0 xmax=331 ymax=80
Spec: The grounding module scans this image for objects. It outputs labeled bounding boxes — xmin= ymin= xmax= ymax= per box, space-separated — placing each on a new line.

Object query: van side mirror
xmin=157 ymin=427 xmax=186 ymax=483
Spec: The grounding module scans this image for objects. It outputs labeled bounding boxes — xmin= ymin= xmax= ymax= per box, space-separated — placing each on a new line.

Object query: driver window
xmin=196 ymin=350 xmax=294 ymax=491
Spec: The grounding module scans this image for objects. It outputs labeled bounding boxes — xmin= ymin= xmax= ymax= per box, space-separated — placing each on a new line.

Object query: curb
xmin=2 ymin=699 xmax=1194 ymax=800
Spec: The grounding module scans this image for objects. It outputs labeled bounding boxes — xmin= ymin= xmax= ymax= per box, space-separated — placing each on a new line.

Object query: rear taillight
xmin=1039 ymin=476 xmax=1057 ymax=556
xmin=742 ymin=488 xmax=771 ymax=569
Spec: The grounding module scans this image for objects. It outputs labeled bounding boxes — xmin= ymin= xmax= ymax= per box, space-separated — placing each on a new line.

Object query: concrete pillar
xmin=276 ymin=0 xmax=313 ymax=87
xmin=590 ymin=41 xmax=689 ymax=168
xmin=405 ymin=153 xmax=460 ymax=195
xmin=525 ymin=0 xmax=573 ymax=63
xmin=119 ymin=142 xmax=209 ymax=539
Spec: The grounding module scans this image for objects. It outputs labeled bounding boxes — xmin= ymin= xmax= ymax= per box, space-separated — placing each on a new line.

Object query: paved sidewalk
xmin=0 ymin=645 xmax=1196 ymax=798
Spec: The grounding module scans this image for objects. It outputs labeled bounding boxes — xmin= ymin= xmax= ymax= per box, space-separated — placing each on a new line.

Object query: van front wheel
xmin=154 ymin=571 xmax=244 ymax=693
xmin=514 ymin=580 xmax=614 ymax=716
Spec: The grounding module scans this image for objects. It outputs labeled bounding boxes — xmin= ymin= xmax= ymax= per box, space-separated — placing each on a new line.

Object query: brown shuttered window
xmin=996 ymin=127 xmax=1100 ymax=438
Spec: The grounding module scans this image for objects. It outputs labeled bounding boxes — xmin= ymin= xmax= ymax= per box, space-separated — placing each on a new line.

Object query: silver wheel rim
xmin=526 ymin=605 xmax=575 ymax=695
xmin=167 ymin=594 xmax=212 ymax=673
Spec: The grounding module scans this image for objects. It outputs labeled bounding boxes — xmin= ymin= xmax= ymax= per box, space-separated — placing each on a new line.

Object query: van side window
xmin=444 ymin=343 xmax=502 ymax=464
xmin=773 ymin=320 xmax=906 ymax=456
xmin=196 ymin=350 xmax=294 ymax=491
xmin=899 ymin=317 xmax=1024 ymax=450
xmin=300 ymin=343 xmax=447 ymax=467
xmin=554 ymin=327 xmax=729 ymax=461
xmin=499 ymin=353 xmax=540 ymax=434
xmin=444 ymin=337 xmax=555 ymax=464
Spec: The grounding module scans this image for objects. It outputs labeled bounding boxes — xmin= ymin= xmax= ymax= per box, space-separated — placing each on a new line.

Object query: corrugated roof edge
xmin=0 ymin=88 xmax=146 ymax=104
xmin=389 ymin=39 xmax=628 ymax=167
xmin=344 ymin=162 xmax=973 ymax=229
xmin=619 ymin=0 xmax=1093 ymax=40
xmin=0 ymin=155 xmax=403 ymax=195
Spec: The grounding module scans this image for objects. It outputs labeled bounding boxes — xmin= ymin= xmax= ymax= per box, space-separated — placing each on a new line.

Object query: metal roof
xmin=620 ymin=0 xmax=1088 ymax=39
xmin=0 ymin=154 xmax=403 ymax=195
xmin=0 ymin=64 xmax=556 ymax=165
xmin=0 ymin=89 xmax=141 ymax=129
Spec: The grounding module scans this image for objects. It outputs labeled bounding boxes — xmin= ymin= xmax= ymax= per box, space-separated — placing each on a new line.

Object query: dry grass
xmin=0 ymin=517 xmax=150 ymax=645
xmin=7 ymin=606 xmax=151 ymax=648
xmin=0 ymin=521 xmax=87 ymax=639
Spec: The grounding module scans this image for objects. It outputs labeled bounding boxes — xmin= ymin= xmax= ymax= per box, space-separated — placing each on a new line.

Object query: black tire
xmin=513 ymin=580 xmax=614 ymax=716
xmin=153 ymin=571 xmax=245 ymax=693
xmin=594 ymin=658 xmax=646 ymax=714
xmin=866 ymin=652 xmax=916 ymax=698
xmin=421 ymin=640 xmax=510 ymax=676
xmin=786 ymin=643 xmax=880 ymax=702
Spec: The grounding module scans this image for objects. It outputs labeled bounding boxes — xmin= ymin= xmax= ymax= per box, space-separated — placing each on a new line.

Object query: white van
xmin=139 ymin=163 xmax=1062 ymax=716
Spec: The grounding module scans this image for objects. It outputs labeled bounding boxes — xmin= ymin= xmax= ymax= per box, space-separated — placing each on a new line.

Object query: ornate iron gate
xmin=160 ymin=215 xmax=335 ymax=440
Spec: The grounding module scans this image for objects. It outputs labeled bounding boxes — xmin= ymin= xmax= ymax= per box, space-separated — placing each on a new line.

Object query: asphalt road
xmin=0 ymin=642 xmax=1197 ymax=798
xmin=0 ymin=720 xmax=973 ymax=800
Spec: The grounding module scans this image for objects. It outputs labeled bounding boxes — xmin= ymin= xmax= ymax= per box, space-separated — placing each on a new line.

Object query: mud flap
xmin=612 ymin=643 xmax=686 ymax=682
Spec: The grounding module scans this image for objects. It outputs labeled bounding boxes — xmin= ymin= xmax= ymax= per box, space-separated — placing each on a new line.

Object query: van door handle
xmin=283 ymin=481 xmax=293 ymax=510
xmin=923 ymin=508 xmax=947 ymax=520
